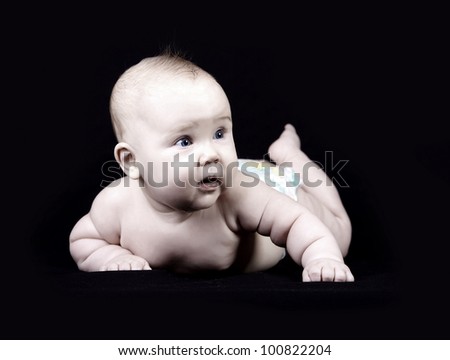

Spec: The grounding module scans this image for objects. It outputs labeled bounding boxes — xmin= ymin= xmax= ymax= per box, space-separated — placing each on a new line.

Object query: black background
xmin=5 ymin=5 xmax=449 ymax=340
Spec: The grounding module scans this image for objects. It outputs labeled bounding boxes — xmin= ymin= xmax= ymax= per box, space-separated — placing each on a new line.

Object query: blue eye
xmin=214 ymin=129 xmax=225 ymax=139
xmin=175 ymin=138 xmax=192 ymax=147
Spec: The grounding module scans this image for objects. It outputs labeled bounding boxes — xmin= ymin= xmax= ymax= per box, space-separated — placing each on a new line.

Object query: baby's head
xmin=109 ymin=52 xmax=238 ymax=211
xmin=110 ymin=53 xmax=212 ymax=142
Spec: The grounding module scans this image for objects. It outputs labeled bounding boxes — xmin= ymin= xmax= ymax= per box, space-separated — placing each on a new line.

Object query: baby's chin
xmin=177 ymin=189 xmax=223 ymax=212
xmin=142 ymin=178 xmax=226 ymax=212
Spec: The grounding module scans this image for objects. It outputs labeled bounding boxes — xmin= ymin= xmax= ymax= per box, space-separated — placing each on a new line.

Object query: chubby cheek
xmin=141 ymin=163 xmax=196 ymax=196
xmin=165 ymin=153 xmax=202 ymax=186
xmin=140 ymin=162 xmax=170 ymax=186
xmin=150 ymin=184 xmax=190 ymax=206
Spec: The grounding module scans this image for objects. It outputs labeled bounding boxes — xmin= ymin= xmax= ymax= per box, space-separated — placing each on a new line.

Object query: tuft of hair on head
xmin=159 ymin=43 xmax=192 ymax=62
xmin=150 ymin=45 xmax=205 ymax=79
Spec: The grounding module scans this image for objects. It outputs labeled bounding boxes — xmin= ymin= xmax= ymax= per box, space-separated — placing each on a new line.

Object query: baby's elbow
xmin=76 ymin=259 xmax=92 ymax=272
xmin=69 ymin=233 xmax=98 ymax=271
xmin=70 ymin=245 xmax=95 ymax=272
xmin=69 ymin=239 xmax=85 ymax=270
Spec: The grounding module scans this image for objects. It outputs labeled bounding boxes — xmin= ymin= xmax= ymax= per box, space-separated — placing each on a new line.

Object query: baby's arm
xmin=232 ymin=172 xmax=353 ymax=281
xmin=69 ymin=185 xmax=150 ymax=271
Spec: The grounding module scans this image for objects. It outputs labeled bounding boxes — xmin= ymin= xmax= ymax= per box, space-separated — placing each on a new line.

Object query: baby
xmin=69 ymin=53 xmax=354 ymax=282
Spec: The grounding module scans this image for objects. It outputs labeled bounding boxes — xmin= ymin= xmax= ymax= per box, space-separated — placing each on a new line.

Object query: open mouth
xmin=198 ymin=176 xmax=223 ymax=189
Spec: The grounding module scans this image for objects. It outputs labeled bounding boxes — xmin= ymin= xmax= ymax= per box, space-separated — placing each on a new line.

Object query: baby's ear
xmin=114 ymin=142 xmax=139 ymax=179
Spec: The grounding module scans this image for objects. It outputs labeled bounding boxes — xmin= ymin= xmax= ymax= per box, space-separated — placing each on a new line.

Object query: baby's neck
xmin=154 ymin=207 xmax=195 ymax=224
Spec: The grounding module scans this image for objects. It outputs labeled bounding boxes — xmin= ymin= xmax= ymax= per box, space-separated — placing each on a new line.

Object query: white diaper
xmin=238 ymin=159 xmax=301 ymax=201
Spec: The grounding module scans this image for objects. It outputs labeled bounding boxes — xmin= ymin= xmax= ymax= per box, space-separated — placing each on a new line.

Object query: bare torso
xmin=116 ymin=181 xmax=285 ymax=273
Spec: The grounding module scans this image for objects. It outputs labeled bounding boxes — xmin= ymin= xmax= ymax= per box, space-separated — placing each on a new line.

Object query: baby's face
xmin=128 ymin=75 xmax=238 ymax=211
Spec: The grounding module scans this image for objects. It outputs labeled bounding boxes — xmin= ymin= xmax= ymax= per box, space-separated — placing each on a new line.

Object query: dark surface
xmin=21 ymin=256 xmax=400 ymax=340
xmin=41 ymin=258 xmax=396 ymax=308
xmin=6 ymin=5 xmax=449 ymax=340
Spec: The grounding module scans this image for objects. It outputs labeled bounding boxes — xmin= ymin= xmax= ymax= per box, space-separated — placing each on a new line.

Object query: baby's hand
xmin=99 ymin=254 xmax=151 ymax=271
xmin=302 ymin=258 xmax=354 ymax=282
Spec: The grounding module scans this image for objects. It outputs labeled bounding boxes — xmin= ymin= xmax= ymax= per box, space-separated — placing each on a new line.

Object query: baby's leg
xmin=268 ymin=124 xmax=352 ymax=256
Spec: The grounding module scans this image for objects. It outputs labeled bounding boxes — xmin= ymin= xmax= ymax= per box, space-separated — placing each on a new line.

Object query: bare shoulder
xmin=89 ymin=177 xmax=133 ymax=236
xmin=223 ymin=168 xmax=305 ymax=234
xmin=222 ymin=168 xmax=274 ymax=230
xmin=91 ymin=177 xmax=130 ymax=211
xmin=70 ymin=177 xmax=132 ymax=245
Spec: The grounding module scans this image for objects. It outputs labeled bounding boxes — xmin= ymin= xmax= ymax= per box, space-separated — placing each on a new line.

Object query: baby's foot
xmin=268 ymin=124 xmax=302 ymax=164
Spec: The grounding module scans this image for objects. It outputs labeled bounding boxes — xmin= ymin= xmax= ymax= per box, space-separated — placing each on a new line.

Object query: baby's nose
xmin=198 ymin=143 xmax=219 ymax=166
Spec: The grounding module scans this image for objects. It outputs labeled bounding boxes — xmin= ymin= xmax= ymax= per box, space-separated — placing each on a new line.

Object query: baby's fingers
xmin=302 ymin=266 xmax=334 ymax=281
xmin=302 ymin=266 xmax=322 ymax=282
xmin=302 ymin=261 xmax=355 ymax=282
xmin=321 ymin=266 xmax=335 ymax=281
xmin=124 ymin=260 xmax=151 ymax=270
xmin=334 ymin=267 xmax=354 ymax=282
xmin=99 ymin=263 xmax=119 ymax=271
xmin=100 ymin=262 xmax=151 ymax=271
xmin=99 ymin=256 xmax=152 ymax=271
